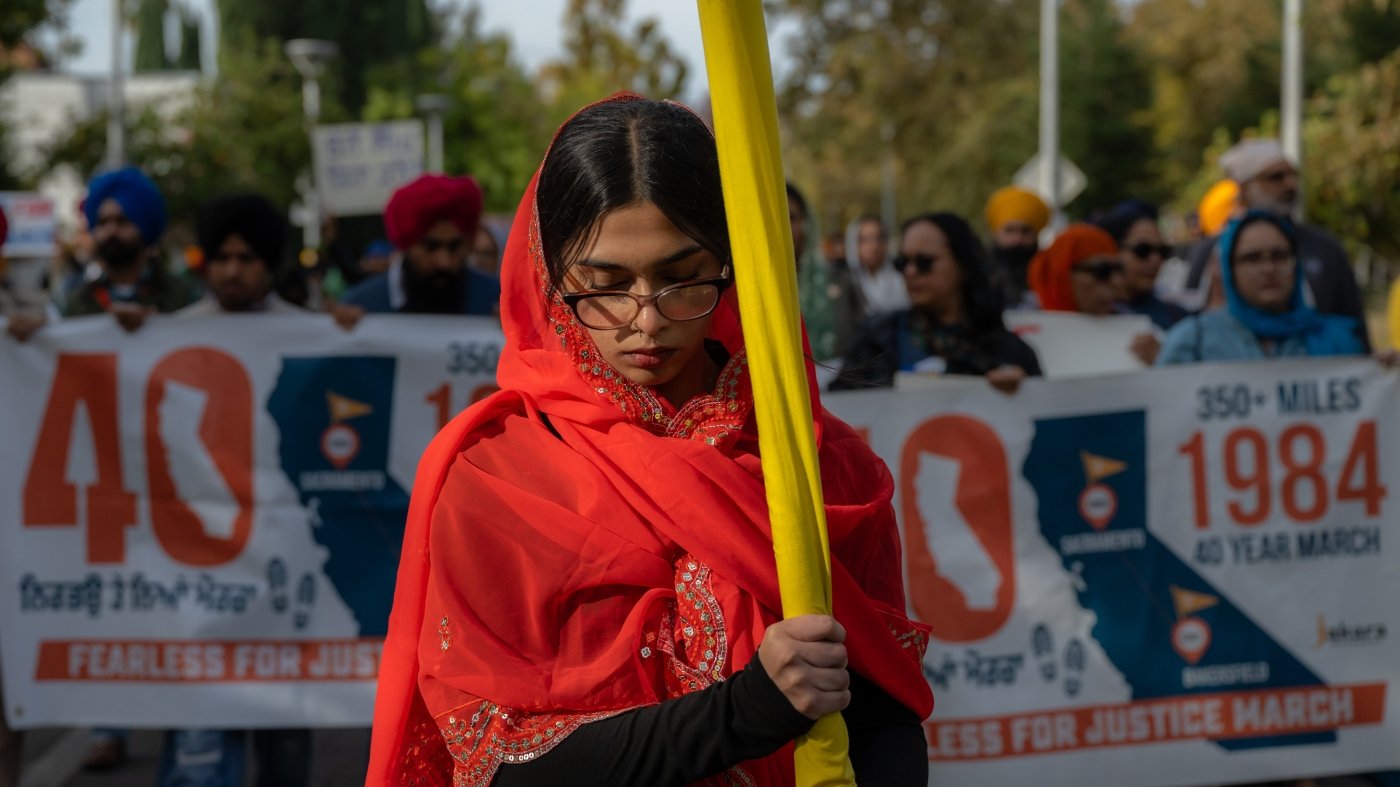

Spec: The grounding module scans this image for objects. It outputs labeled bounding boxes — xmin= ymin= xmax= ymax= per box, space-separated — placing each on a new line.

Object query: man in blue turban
xmin=64 ymin=166 xmax=196 ymax=328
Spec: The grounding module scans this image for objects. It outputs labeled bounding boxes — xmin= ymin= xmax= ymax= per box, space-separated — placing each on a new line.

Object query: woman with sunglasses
xmin=1028 ymin=223 xmax=1126 ymax=316
xmin=1092 ymin=201 xmax=1187 ymax=330
xmin=367 ymin=94 xmax=933 ymax=787
xmin=1158 ymin=211 xmax=1364 ymax=365
xmin=832 ymin=212 xmax=1041 ymax=393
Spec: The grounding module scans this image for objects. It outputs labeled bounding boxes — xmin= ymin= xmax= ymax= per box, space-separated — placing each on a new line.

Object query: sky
xmin=49 ymin=0 xmax=783 ymax=95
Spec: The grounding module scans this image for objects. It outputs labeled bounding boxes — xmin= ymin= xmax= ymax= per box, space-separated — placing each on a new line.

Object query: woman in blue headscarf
xmin=1158 ymin=211 xmax=1364 ymax=364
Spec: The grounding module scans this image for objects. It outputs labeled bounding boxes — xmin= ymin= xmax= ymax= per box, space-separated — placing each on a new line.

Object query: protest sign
xmin=0 ymin=314 xmax=500 ymax=728
xmin=0 ymin=192 xmax=57 ymax=258
xmin=311 ymin=121 xmax=424 ymax=216
xmin=827 ymin=359 xmax=1398 ymax=785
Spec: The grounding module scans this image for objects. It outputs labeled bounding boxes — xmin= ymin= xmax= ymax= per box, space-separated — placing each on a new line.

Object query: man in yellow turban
xmin=1196 ymin=179 xmax=1240 ymax=238
xmin=985 ymin=186 xmax=1051 ymax=307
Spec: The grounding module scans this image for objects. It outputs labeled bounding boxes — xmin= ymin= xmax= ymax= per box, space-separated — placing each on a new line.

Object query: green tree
xmin=39 ymin=38 xmax=311 ymax=226
xmin=538 ymin=0 xmax=689 ymax=120
xmin=1304 ymin=50 xmax=1400 ymax=263
xmin=175 ymin=6 xmax=201 ymax=71
xmin=215 ymin=0 xmax=434 ymax=115
xmin=774 ymin=0 xmax=1039 ymax=229
xmin=1124 ymin=0 xmax=1283 ymax=196
xmin=1060 ymin=0 xmax=1159 ymax=212
xmin=133 ymin=0 xmax=168 ymax=71
xmin=362 ymin=3 xmax=551 ymax=212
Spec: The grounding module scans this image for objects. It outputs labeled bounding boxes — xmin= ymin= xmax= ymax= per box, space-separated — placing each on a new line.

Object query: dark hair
xmin=196 ymin=193 xmax=286 ymax=271
xmin=900 ymin=211 xmax=1006 ymax=335
xmin=786 ymin=182 xmax=808 ymax=219
xmin=1092 ymin=200 xmax=1159 ymax=245
xmin=537 ymin=99 xmax=729 ymax=293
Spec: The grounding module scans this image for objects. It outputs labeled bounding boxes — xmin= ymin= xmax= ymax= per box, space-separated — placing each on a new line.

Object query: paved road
xmin=20 ymin=728 xmax=370 ymax=787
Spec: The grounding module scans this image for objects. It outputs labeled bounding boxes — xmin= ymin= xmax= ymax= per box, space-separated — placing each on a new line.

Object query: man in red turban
xmin=336 ymin=175 xmax=500 ymax=323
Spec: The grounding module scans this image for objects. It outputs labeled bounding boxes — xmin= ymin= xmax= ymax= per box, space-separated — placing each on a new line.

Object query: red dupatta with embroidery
xmin=365 ymin=94 xmax=933 ymax=787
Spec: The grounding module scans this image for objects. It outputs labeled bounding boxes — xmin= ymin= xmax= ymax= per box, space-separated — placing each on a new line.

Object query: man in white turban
xmin=1186 ymin=137 xmax=1368 ymax=348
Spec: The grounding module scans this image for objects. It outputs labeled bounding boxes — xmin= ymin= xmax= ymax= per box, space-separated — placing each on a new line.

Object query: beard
xmin=97 ymin=237 xmax=145 ymax=273
xmin=401 ymin=263 xmax=466 ymax=314
xmin=993 ymin=244 xmax=1037 ymax=286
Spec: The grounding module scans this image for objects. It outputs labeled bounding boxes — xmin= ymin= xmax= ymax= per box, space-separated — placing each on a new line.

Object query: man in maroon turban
xmin=335 ymin=175 xmax=500 ymax=324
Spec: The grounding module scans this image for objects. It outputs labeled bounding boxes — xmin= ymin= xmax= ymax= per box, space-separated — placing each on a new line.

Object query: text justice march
xmin=0 ymin=313 xmax=1396 ymax=786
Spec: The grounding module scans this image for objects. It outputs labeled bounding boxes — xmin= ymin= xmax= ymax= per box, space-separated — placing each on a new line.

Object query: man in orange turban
xmin=985 ymin=186 xmax=1052 ymax=307
xmin=336 ymin=175 xmax=500 ymax=325
xmin=1196 ymin=179 xmax=1240 ymax=238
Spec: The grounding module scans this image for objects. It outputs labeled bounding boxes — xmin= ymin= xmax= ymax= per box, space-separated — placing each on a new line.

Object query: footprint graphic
xmin=1032 ymin=624 xmax=1057 ymax=682
xmin=294 ymin=573 xmax=317 ymax=631
xmin=267 ymin=559 xmax=289 ymax=614
xmin=1064 ymin=638 xmax=1086 ymax=698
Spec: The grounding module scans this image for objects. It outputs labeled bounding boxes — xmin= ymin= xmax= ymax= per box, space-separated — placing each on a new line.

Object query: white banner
xmin=0 ymin=192 xmax=57 ymax=258
xmin=0 ymin=314 xmax=501 ymax=728
xmin=826 ymin=359 xmax=1399 ymax=786
xmin=4 ymin=315 xmax=1397 ymax=785
xmin=1003 ymin=311 xmax=1153 ymax=378
xmin=311 ymin=121 xmax=425 ymax=217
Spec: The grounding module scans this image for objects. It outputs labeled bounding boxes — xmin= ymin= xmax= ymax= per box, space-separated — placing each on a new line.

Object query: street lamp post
xmin=1039 ymin=0 xmax=1062 ymax=231
xmin=415 ymin=94 xmax=450 ymax=174
xmin=106 ymin=0 xmax=126 ymax=171
xmin=285 ymin=39 xmax=339 ymax=253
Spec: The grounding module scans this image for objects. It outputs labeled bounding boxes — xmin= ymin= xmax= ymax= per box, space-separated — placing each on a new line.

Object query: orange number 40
xmin=22 ymin=350 xmax=254 ymax=566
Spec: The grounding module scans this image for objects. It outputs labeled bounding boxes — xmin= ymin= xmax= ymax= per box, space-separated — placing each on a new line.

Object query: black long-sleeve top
xmin=489 ymin=650 xmax=926 ymax=786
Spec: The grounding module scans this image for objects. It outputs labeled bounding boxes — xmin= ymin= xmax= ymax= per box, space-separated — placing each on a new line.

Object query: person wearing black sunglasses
xmin=1092 ymin=201 xmax=1187 ymax=331
xmin=832 ymin=212 xmax=1041 ymax=394
xmin=334 ymin=175 xmax=502 ymax=329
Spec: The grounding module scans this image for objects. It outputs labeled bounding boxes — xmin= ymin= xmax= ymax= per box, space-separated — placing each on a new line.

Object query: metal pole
xmin=880 ymin=122 xmax=896 ymax=236
xmin=302 ymin=76 xmax=321 ymax=250
xmin=426 ymin=112 xmax=444 ymax=173
xmin=105 ymin=0 xmax=126 ymax=170
xmin=1039 ymin=0 xmax=1061 ymax=229
xmin=1282 ymin=0 xmax=1304 ymax=216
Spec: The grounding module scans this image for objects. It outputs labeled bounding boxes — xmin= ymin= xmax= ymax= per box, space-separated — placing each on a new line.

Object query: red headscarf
xmin=383 ymin=175 xmax=484 ymax=250
xmin=1028 ymin=223 xmax=1118 ymax=311
xmin=367 ymin=94 xmax=932 ymax=787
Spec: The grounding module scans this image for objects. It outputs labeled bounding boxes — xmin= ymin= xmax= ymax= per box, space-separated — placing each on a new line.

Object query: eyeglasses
xmin=893 ymin=253 xmax=940 ymax=274
xmin=1128 ymin=243 xmax=1172 ymax=260
xmin=561 ymin=266 xmax=732 ymax=330
xmin=1072 ymin=261 xmax=1125 ymax=282
xmin=1235 ymin=249 xmax=1293 ymax=268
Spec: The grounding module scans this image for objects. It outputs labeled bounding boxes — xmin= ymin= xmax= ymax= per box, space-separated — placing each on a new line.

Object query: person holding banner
xmin=1158 ymin=211 xmax=1367 ymax=365
xmin=66 ymin=168 xmax=197 ymax=326
xmin=334 ymin=175 xmax=501 ymax=328
xmin=832 ymin=211 xmax=1041 ymax=392
xmin=367 ymin=94 xmax=932 ymax=787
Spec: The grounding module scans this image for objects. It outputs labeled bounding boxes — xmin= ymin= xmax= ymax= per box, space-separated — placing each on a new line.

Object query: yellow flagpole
xmin=696 ymin=1 xmax=854 ymax=783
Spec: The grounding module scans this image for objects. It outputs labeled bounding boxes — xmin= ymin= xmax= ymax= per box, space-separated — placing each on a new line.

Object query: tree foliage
xmin=38 ymin=38 xmax=310 ymax=223
xmin=1305 ymin=50 xmax=1400 ymax=261
xmin=538 ymin=0 xmax=689 ymax=121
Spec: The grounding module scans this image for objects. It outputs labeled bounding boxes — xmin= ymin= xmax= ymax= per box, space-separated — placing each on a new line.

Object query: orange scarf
xmin=366 ymin=94 xmax=932 ymax=787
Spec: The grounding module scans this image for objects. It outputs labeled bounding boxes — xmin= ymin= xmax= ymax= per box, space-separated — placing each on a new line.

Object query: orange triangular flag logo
xmin=327 ymin=392 xmax=373 ymax=423
xmin=1170 ymin=585 xmax=1219 ymax=620
xmin=1081 ymin=451 xmax=1128 ymax=484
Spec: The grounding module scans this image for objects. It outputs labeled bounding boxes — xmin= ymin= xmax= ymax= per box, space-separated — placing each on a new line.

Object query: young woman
xmin=1158 ymin=211 xmax=1364 ymax=364
xmin=833 ymin=212 xmax=1041 ymax=393
xmin=1092 ymin=201 xmax=1187 ymax=330
xmin=367 ymin=95 xmax=933 ymax=786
